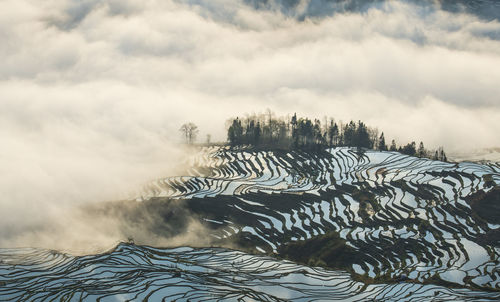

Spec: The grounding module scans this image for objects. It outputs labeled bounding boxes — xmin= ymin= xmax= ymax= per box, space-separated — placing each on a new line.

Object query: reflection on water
xmin=1 ymin=243 xmax=499 ymax=301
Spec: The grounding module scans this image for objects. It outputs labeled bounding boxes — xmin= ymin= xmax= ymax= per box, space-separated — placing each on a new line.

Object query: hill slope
xmin=134 ymin=147 xmax=500 ymax=290
xmin=1 ymin=146 xmax=499 ymax=300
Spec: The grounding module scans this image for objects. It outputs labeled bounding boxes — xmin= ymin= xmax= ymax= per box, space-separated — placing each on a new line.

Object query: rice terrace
xmin=1 ymin=0 xmax=500 ymax=301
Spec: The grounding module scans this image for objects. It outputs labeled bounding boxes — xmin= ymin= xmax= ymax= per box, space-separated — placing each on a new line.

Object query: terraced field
xmin=1 ymin=243 xmax=499 ymax=301
xmin=1 ymin=146 xmax=499 ymax=300
xmin=138 ymin=147 xmax=500 ymax=290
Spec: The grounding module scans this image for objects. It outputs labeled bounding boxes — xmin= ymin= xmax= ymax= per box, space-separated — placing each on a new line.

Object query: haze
xmin=1 ymin=0 xmax=499 ymax=251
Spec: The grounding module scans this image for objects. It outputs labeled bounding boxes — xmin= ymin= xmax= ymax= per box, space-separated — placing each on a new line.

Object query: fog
xmin=1 ymin=0 xmax=499 ymax=251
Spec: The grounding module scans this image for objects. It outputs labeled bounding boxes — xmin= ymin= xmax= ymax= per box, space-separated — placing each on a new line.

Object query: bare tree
xmin=179 ymin=122 xmax=199 ymax=144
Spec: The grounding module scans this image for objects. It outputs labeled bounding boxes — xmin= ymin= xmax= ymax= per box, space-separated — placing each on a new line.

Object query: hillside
xmin=1 ymin=146 xmax=499 ymax=301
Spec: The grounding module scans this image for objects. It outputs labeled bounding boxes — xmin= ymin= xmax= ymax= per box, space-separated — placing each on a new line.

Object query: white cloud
xmin=0 ymin=0 xmax=499 ymax=250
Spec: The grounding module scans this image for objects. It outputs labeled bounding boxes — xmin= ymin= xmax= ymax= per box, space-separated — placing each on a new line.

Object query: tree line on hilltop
xmin=226 ymin=111 xmax=447 ymax=161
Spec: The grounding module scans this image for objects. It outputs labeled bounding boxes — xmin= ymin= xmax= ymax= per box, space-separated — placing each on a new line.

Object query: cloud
xmin=243 ymin=0 xmax=500 ymax=21
xmin=0 ymin=0 xmax=499 ymax=250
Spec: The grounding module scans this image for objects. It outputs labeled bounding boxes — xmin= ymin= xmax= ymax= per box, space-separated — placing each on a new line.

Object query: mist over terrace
xmin=0 ymin=0 xmax=499 ymax=251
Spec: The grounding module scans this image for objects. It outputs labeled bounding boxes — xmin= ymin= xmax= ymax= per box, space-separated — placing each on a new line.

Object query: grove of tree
xmin=226 ymin=112 xmax=446 ymax=161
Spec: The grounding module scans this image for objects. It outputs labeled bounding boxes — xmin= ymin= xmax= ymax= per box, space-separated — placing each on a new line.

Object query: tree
xmin=246 ymin=120 xmax=255 ymax=145
xmin=291 ymin=113 xmax=298 ymax=147
xmin=438 ymin=147 xmax=447 ymax=162
xmin=328 ymin=120 xmax=339 ymax=147
xmin=390 ymin=139 xmax=397 ymax=151
xmin=369 ymin=128 xmax=379 ymax=150
xmin=254 ymin=122 xmax=261 ymax=145
xmin=379 ymin=132 xmax=387 ymax=151
xmin=313 ymin=119 xmax=323 ymax=145
xmin=401 ymin=141 xmax=416 ymax=156
xmin=327 ymin=120 xmax=339 ymax=147
xmin=343 ymin=121 xmax=356 ymax=147
xmin=418 ymin=142 xmax=425 ymax=157
xmin=227 ymin=118 xmax=243 ymax=146
xmin=277 ymin=120 xmax=288 ymax=145
xmin=179 ymin=122 xmax=199 ymax=144
xmin=354 ymin=121 xmax=372 ymax=149
xmin=222 ymin=111 xmax=439 ymax=160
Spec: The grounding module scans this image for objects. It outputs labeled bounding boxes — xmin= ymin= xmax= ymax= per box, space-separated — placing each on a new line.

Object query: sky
xmin=1 ymin=0 xmax=499 ymax=250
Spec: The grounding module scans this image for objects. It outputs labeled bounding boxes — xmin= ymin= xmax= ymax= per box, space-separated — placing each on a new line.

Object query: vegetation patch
xmin=476 ymin=228 xmax=500 ymax=248
xmin=352 ymin=189 xmax=379 ymax=221
xmin=276 ymin=231 xmax=359 ymax=270
xmin=465 ymin=186 xmax=500 ymax=224
xmin=225 ymin=111 xmax=446 ymax=160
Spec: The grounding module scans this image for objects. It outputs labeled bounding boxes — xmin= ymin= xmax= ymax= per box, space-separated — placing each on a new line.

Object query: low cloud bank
xmin=1 ymin=0 xmax=499 ymax=251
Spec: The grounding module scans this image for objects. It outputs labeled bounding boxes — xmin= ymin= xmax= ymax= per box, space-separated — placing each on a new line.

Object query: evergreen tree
xmin=277 ymin=120 xmax=288 ymax=145
xmin=390 ymin=139 xmax=397 ymax=151
xmin=379 ymin=132 xmax=387 ymax=151
xmin=313 ymin=119 xmax=323 ymax=145
xmin=402 ymin=141 xmax=416 ymax=156
xmin=433 ymin=150 xmax=439 ymax=160
xmin=355 ymin=121 xmax=372 ymax=149
xmin=254 ymin=122 xmax=261 ymax=145
xmin=439 ymin=148 xmax=447 ymax=162
xmin=343 ymin=121 xmax=356 ymax=147
xmin=291 ymin=113 xmax=297 ymax=131
xmin=245 ymin=120 xmax=254 ymax=145
xmin=418 ymin=141 xmax=426 ymax=157
xmin=297 ymin=118 xmax=314 ymax=147
xmin=227 ymin=118 xmax=243 ymax=146
xmin=327 ymin=120 xmax=340 ymax=147
xmin=332 ymin=123 xmax=339 ymax=146
xmin=224 ymin=111 xmax=440 ymax=161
